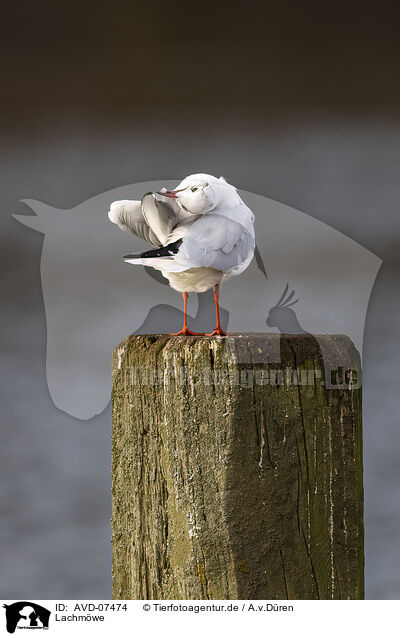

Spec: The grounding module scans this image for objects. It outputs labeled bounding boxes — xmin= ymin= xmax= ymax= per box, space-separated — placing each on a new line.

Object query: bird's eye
xmin=191 ymin=187 xmax=198 ymax=192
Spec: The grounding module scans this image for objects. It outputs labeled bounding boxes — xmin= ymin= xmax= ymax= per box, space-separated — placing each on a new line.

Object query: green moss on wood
xmin=111 ymin=334 xmax=364 ymax=600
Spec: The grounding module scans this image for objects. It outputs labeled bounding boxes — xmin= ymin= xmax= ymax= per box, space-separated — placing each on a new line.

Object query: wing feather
xmin=108 ymin=193 xmax=182 ymax=246
xmin=141 ymin=193 xmax=178 ymax=245
xmin=108 ymin=199 xmax=161 ymax=246
xmin=169 ymin=214 xmax=254 ymax=273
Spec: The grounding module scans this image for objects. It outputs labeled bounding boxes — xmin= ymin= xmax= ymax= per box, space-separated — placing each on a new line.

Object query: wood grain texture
xmin=111 ymin=334 xmax=363 ymax=600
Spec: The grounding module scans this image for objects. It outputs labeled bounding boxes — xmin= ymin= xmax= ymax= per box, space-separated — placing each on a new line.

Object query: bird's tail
xmin=254 ymin=245 xmax=268 ymax=280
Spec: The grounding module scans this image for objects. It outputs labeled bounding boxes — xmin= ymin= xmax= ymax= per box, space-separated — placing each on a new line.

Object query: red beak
xmin=157 ymin=187 xmax=186 ymax=199
xmin=159 ymin=190 xmax=179 ymax=198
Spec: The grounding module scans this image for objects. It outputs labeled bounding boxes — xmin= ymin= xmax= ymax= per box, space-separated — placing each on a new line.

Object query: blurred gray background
xmin=1 ymin=0 xmax=399 ymax=599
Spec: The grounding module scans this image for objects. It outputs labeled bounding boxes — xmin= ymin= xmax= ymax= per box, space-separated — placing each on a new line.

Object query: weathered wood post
xmin=111 ymin=334 xmax=364 ymax=600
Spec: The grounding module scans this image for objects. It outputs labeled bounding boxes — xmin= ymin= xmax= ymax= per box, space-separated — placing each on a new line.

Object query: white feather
xmin=108 ymin=173 xmax=256 ymax=294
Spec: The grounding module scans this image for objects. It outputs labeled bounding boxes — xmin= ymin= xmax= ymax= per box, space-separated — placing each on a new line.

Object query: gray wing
xmin=170 ymin=213 xmax=255 ymax=273
xmin=108 ymin=193 xmax=180 ymax=246
xmin=141 ymin=193 xmax=179 ymax=245
xmin=108 ymin=198 xmax=160 ymax=245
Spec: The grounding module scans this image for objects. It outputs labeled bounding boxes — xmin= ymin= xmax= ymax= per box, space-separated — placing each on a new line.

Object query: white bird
xmin=108 ymin=173 xmax=255 ymax=335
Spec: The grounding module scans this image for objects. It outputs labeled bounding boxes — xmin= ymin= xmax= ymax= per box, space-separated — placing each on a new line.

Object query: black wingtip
xmin=124 ymin=238 xmax=183 ymax=260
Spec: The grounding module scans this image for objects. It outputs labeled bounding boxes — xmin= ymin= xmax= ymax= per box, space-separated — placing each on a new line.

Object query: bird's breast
xmin=163 ymin=267 xmax=224 ymax=293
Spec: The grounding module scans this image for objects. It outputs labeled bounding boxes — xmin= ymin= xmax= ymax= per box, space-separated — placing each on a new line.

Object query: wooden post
xmin=111 ymin=334 xmax=364 ymax=600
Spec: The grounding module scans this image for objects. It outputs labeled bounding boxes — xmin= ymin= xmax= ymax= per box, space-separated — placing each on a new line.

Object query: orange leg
xmin=206 ymin=284 xmax=227 ymax=336
xmin=169 ymin=292 xmax=205 ymax=336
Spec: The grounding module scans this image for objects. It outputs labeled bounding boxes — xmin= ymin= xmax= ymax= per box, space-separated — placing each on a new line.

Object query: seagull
xmin=108 ymin=173 xmax=255 ymax=336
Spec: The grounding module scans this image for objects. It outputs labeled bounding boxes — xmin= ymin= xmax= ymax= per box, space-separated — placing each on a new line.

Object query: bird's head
xmin=158 ymin=173 xmax=238 ymax=215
